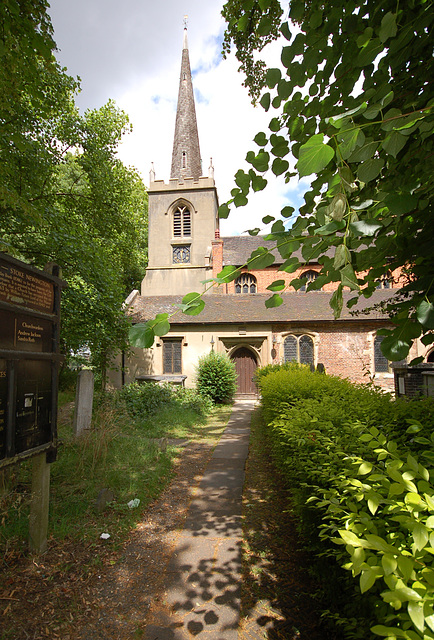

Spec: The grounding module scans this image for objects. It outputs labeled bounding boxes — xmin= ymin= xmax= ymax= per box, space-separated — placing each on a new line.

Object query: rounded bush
xmin=196 ymin=351 xmax=237 ymax=404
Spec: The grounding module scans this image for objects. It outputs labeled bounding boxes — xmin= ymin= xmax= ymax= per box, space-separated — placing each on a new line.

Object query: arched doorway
xmin=231 ymin=347 xmax=258 ymax=395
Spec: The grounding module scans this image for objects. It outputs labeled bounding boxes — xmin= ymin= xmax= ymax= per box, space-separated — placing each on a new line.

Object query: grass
xmin=0 ymin=386 xmax=232 ymax=555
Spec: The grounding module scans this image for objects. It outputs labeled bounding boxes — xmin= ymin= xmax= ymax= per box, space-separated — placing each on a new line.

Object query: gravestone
xmin=73 ymin=369 xmax=94 ymax=436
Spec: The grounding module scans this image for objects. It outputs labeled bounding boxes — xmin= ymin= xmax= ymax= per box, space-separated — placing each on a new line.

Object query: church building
xmin=112 ymin=27 xmax=425 ymax=396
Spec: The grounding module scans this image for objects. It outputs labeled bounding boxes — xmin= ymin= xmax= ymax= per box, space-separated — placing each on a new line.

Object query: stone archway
xmin=231 ymin=347 xmax=258 ymax=395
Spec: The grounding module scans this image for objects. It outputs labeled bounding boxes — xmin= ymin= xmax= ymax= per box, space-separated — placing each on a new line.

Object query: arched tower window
xmin=300 ymin=270 xmax=320 ymax=292
xmin=234 ymin=273 xmax=257 ymax=294
xmin=283 ymin=334 xmax=314 ymax=366
xmin=173 ymin=205 xmax=191 ymax=237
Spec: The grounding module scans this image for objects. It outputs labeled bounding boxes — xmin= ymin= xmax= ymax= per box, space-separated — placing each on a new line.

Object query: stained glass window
xmin=234 ymin=273 xmax=257 ymax=294
xmin=374 ymin=336 xmax=389 ymax=372
xmin=300 ymin=270 xmax=320 ymax=292
xmin=163 ymin=340 xmax=182 ymax=374
xmin=284 ymin=334 xmax=314 ymax=367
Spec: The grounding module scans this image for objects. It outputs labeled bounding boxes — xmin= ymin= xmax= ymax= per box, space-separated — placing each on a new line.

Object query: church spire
xmin=170 ymin=21 xmax=202 ymax=181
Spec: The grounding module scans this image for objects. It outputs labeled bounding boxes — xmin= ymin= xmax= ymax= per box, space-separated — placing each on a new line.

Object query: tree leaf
xmin=417 ymin=300 xmax=434 ymax=329
xmin=330 ymin=285 xmax=343 ymax=318
xmin=379 ymin=12 xmax=397 ymax=43
xmin=129 ymin=322 xmax=155 ymax=349
xmin=266 ymin=279 xmax=286 ymax=292
xmin=382 ymin=130 xmax=407 ymax=158
xmin=340 ymin=264 xmax=359 ymax=290
xmin=265 ymin=293 xmax=283 ymax=308
xmin=413 ymin=523 xmax=429 ymax=551
xmin=152 ymin=313 xmax=170 ymax=337
xmin=380 ymin=335 xmax=410 ymax=361
xmin=360 ymin=568 xmax=377 ymax=593
xmin=281 ymin=205 xmax=295 ymax=218
xmin=358 ymin=461 xmax=373 ymax=475
xmin=181 ymin=292 xmax=205 ymax=316
xmin=216 ymin=265 xmax=242 ymax=283
xmin=272 ymin=157 xmax=289 ymax=175
xmin=247 ymin=247 xmax=275 ymax=270
xmin=218 ymin=202 xmax=231 ymax=219
xmin=248 ymin=150 xmax=270 ymax=172
xmin=407 ymin=601 xmax=425 ymax=634
xmin=296 ymin=134 xmax=335 ymax=177
xmin=349 ymin=220 xmax=382 ymax=236
xmin=357 ymin=158 xmax=384 ymax=183
xmin=382 ymin=554 xmax=397 ymax=576
xmin=333 ymin=244 xmax=351 ymax=270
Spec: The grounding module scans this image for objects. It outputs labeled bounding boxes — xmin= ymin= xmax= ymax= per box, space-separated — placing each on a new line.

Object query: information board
xmin=0 ymin=261 xmax=54 ymax=313
xmin=0 ymin=253 xmax=65 ymax=467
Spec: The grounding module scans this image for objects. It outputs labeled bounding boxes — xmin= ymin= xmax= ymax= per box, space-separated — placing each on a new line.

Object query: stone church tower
xmin=141 ymin=26 xmax=219 ymax=297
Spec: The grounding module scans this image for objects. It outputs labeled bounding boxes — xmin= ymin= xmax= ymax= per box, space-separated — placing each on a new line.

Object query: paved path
xmin=145 ymin=399 xmax=256 ymax=640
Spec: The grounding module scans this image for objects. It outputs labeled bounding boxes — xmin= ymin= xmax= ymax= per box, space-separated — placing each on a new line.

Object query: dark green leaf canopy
xmin=221 ymin=0 xmax=434 ymax=361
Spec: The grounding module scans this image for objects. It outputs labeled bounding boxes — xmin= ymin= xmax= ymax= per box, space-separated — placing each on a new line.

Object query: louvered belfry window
xmin=163 ymin=339 xmax=182 ymax=374
xmin=173 ymin=205 xmax=191 ymax=237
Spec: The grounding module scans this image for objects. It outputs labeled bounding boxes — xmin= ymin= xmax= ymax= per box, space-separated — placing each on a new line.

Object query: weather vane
xmin=184 ymin=15 xmax=188 ymax=29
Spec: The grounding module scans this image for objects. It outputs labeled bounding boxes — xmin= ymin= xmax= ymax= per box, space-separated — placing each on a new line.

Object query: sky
xmin=47 ymin=0 xmax=304 ymax=235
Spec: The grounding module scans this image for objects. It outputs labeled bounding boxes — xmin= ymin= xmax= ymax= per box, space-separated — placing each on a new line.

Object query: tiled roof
xmin=221 ymin=235 xmax=334 ymax=266
xmin=129 ymin=290 xmax=396 ymax=325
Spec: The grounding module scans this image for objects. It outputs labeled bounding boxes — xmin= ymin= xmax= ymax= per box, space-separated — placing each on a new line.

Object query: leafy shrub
xmin=257 ymin=367 xmax=434 ymax=638
xmin=116 ymin=381 xmax=213 ymax=420
xmin=195 ymin=351 xmax=237 ymax=404
xmin=117 ymin=381 xmax=174 ymax=418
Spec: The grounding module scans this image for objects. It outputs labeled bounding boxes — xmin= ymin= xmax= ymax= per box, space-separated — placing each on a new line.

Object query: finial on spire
xmin=149 ymin=162 xmax=155 ymax=183
xmin=209 ymin=158 xmax=214 ymax=179
xmin=183 ymin=15 xmax=188 ymax=29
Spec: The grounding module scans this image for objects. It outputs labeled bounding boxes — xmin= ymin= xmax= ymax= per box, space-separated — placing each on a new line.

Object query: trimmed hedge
xmin=257 ymin=365 xmax=434 ymax=639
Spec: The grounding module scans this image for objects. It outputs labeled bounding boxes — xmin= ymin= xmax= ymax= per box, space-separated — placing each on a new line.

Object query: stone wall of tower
xmin=141 ymin=177 xmax=219 ymax=297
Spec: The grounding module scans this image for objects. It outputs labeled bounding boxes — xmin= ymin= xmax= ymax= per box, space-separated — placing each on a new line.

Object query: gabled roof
xmin=128 ymin=290 xmax=396 ymax=325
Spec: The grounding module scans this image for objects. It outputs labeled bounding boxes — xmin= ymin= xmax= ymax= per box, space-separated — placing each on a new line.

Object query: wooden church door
xmin=232 ymin=347 xmax=257 ymax=395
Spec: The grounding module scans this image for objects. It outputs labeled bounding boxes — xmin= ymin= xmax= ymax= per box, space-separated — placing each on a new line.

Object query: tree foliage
xmin=219 ymin=0 xmax=434 ymax=362
xmin=1 ymin=0 xmax=148 ymax=383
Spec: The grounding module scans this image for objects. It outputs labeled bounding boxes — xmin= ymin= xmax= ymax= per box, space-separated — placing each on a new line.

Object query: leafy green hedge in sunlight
xmin=257 ymin=365 xmax=434 ymax=639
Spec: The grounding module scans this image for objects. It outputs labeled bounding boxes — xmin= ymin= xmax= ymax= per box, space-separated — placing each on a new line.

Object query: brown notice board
xmin=0 ymin=253 xmax=66 ymax=466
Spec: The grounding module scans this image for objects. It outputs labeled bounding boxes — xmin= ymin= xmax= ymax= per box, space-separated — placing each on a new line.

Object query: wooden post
xmin=29 ymin=452 xmax=50 ymax=554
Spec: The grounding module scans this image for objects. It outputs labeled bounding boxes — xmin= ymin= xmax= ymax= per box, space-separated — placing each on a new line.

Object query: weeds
xmin=1 ymin=382 xmax=229 ymax=555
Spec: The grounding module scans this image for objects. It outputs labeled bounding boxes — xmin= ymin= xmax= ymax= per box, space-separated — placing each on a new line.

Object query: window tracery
xmin=283 ymin=334 xmax=314 ymax=366
xmin=234 ymin=273 xmax=257 ymax=294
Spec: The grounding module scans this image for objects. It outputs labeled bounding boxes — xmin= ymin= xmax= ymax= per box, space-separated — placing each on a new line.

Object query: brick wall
xmin=211 ymin=261 xmax=402 ymax=295
xmin=271 ymin=321 xmax=396 ymax=391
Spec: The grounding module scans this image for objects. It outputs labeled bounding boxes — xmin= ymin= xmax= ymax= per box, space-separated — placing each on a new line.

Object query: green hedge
xmin=257 ymin=365 xmax=434 ymax=639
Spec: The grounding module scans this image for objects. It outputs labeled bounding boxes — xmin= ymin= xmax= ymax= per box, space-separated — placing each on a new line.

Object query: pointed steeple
xmin=170 ymin=22 xmax=202 ymax=181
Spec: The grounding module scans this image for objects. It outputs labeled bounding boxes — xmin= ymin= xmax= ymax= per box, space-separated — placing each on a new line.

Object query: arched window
xmin=427 ymin=350 xmax=434 ymax=363
xmin=284 ymin=334 xmax=314 ymax=366
xmin=300 ymin=270 xmax=320 ymax=292
xmin=173 ymin=205 xmax=191 ymax=237
xmin=235 ymin=273 xmax=257 ymax=294
xmin=376 ymin=272 xmax=392 ymax=289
